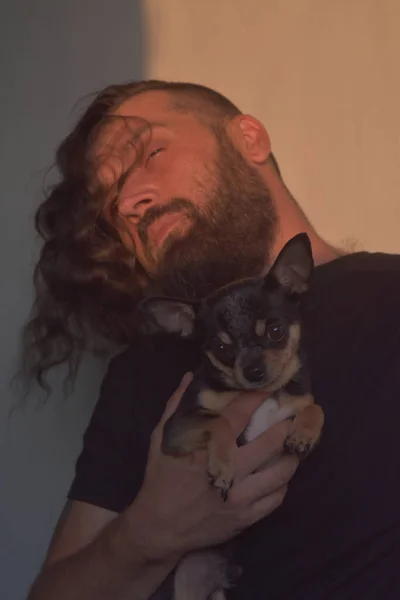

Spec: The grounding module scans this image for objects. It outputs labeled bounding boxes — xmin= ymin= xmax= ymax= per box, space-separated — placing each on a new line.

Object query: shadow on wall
xmin=0 ymin=2 xmax=145 ymax=599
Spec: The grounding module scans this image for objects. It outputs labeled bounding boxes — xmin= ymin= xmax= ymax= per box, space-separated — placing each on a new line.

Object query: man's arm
xmin=28 ymin=499 xmax=178 ymax=600
xmin=44 ymin=501 xmax=116 ymax=564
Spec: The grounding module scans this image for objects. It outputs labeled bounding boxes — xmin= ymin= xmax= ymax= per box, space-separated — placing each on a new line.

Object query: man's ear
xmin=268 ymin=233 xmax=314 ymax=294
xmin=139 ymin=297 xmax=197 ymax=337
xmin=227 ymin=115 xmax=271 ymax=165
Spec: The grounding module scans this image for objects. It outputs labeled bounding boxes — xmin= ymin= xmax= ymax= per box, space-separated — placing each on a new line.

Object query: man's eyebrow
xmin=148 ymin=121 xmax=170 ymax=129
xmin=123 ymin=121 xmax=170 ymax=145
xmin=109 ymin=115 xmax=169 ymax=131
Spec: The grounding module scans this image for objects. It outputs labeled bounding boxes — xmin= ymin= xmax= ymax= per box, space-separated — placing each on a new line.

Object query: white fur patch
xmin=243 ymin=396 xmax=295 ymax=442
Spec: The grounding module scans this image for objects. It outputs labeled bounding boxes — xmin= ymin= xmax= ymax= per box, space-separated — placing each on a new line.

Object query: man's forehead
xmin=89 ymin=92 xmax=172 ymax=167
xmin=113 ymin=90 xmax=178 ymax=124
xmin=92 ymin=90 xmax=199 ymax=156
xmin=89 ymin=90 xmax=210 ymax=187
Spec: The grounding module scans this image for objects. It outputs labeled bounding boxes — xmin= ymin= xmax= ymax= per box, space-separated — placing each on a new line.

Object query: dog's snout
xmin=238 ymin=346 xmax=266 ymax=385
xmin=243 ymin=360 xmax=265 ymax=383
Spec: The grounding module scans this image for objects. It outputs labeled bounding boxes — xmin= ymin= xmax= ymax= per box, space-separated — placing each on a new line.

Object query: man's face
xmin=95 ymin=91 xmax=277 ymax=300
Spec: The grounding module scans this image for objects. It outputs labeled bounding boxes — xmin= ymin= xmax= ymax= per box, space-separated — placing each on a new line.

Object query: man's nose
xmin=117 ymin=186 xmax=160 ymax=219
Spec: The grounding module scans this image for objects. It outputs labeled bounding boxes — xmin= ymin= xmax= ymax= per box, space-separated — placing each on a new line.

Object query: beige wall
xmin=143 ymin=0 xmax=400 ymax=253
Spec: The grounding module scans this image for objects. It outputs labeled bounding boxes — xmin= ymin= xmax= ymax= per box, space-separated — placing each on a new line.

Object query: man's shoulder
xmin=314 ymin=249 xmax=400 ymax=282
xmin=109 ymin=334 xmax=202 ymax=382
xmin=310 ymin=250 xmax=400 ymax=310
xmin=98 ymin=335 xmax=201 ymax=425
xmin=69 ymin=337 xmax=201 ymax=513
xmin=304 ymin=249 xmax=400 ymax=397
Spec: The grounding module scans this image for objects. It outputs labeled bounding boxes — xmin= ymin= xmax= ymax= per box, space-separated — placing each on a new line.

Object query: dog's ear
xmin=139 ymin=297 xmax=197 ymax=337
xmin=268 ymin=233 xmax=314 ymax=294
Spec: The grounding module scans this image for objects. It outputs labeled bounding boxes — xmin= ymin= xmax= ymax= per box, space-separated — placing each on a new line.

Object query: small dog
xmin=140 ymin=233 xmax=324 ymax=600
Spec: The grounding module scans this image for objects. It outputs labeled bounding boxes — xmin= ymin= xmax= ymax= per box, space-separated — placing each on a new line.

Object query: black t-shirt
xmin=68 ymin=251 xmax=400 ymax=599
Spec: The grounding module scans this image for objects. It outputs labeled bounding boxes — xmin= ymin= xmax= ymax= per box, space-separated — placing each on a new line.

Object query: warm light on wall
xmin=144 ymin=0 xmax=400 ymax=253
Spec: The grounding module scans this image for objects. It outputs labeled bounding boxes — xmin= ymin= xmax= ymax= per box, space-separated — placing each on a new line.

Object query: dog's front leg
xmin=163 ymin=409 xmax=237 ymax=501
xmin=206 ymin=415 xmax=237 ymax=501
xmin=284 ymin=399 xmax=324 ymax=458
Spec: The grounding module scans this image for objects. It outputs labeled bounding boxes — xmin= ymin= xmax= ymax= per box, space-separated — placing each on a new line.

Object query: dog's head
xmin=139 ymin=233 xmax=313 ymax=392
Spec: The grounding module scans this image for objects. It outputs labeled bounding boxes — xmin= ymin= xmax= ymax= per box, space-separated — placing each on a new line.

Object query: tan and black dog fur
xmin=140 ymin=233 xmax=324 ymax=600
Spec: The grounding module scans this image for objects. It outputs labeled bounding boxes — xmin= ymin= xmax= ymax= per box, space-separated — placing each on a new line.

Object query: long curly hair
xmin=18 ymin=80 xmax=245 ymax=393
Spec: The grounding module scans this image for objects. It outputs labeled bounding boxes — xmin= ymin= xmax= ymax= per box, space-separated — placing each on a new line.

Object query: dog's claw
xmin=207 ymin=469 xmax=233 ymax=501
xmin=220 ymin=480 xmax=233 ymax=502
xmin=227 ymin=564 xmax=243 ymax=587
xmin=284 ymin=436 xmax=299 ymax=454
xmin=284 ymin=436 xmax=314 ymax=459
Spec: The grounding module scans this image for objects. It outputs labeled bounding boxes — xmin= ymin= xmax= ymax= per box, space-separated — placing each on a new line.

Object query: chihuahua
xmin=140 ymin=233 xmax=324 ymax=600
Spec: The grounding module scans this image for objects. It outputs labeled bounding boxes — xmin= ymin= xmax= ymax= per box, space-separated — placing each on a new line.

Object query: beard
xmin=142 ymin=130 xmax=278 ymax=301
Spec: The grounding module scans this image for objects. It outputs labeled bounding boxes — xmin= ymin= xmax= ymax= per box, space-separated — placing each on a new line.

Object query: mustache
xmin=137 ymin=198 xmax=196 ymax=244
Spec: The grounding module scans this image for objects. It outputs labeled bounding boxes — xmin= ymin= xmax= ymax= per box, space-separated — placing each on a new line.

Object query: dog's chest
xmin=243 ymin=396 xmax=295 ymax=443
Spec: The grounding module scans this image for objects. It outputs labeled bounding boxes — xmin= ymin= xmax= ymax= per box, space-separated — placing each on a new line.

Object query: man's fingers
xmin=235 ymin=454 xmax=298 ymax=506
xmin=222 ymin=392 xmax=269 ymax=437
xmin=246 ymin=485 xmax=289 ymax=527
xmin=236 ymin=419 xmax=294 ymax=478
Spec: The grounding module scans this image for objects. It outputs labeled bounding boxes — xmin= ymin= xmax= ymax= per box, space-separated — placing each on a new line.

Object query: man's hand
xmin=27 ymin=373 xmax=298 ymax=600
xmin=126 ymin=373 xmax=299 ymax=561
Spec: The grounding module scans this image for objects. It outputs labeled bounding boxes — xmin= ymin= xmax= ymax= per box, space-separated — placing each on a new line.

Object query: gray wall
xmin=0 ymin=2 xmax=144 ymax=598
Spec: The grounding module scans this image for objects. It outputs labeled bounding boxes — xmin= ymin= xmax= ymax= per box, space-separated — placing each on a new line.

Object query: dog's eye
xmin=266 ymin=321 xmax=285 ymax=342
xmin=212 ymin=341 xmax=235 ymax=365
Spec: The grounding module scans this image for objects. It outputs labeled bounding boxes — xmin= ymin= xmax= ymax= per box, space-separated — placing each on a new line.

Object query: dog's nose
xmin=243 ymin=361 xmax=265 ymax=383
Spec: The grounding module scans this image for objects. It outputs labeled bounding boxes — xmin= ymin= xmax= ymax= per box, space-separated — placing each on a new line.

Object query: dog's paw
xmin=284 ymin=428 xmax=320 ymax=458
xmin=207 ymin=459 xmax=234 ymax=502
xmin=284 ymin=404 xmax=324 ymax=459
xmin=225 ymin=564 xmax=243 ymax=588
xmin=207 ymin=468 xmax=234 ymax=502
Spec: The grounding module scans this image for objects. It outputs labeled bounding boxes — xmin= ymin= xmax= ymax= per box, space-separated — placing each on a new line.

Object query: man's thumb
xmin=159 ymin=371 xmax=193 ymax=426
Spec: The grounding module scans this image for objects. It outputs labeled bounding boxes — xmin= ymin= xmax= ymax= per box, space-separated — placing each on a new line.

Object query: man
xmin=25 ymin=81 xmax=400 ymax=600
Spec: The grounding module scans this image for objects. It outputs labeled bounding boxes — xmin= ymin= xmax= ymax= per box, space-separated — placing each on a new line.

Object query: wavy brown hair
xmin=18 ymin=80 xmax=254 ymax=393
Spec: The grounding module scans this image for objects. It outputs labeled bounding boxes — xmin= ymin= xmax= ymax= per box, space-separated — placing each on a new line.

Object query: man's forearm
xmin=27 ymin=511 xmax=179 ymax=600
